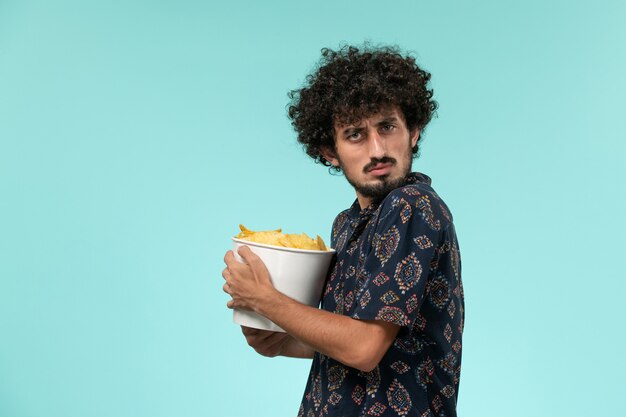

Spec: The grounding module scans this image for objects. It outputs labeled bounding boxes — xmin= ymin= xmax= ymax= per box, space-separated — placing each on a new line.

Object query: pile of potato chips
xmin=235 ymin=225 xmax=329 ymax=251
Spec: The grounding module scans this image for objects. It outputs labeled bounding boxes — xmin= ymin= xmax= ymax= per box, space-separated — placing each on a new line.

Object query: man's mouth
xmin=367 ymin=162 xmax=394 ymax=176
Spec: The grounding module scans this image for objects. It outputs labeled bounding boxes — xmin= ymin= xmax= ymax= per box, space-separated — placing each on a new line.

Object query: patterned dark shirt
xmin=298 ymin=172 xmax=464 ymax=417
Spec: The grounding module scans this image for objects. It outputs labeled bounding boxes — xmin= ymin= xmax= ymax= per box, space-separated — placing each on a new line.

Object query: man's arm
xmin=223 ymin=247 xmax=400 ymax=372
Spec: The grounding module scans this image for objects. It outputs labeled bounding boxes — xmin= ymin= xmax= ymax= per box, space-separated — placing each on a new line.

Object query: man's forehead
xmin=334 ymin=107 xmax=402 ymax=129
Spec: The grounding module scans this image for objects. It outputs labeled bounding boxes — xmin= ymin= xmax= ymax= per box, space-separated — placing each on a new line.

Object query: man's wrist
xmin=253 ymin=286 xmax=284 ymax=318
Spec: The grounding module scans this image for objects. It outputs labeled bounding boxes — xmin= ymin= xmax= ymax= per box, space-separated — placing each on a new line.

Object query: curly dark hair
xmin=288 ymin=44 xmax=437 ymax=169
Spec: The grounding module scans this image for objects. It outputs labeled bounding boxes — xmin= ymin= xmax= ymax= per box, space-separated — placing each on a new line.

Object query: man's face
xmin=324 ymin=107 xmax=419 ymax=208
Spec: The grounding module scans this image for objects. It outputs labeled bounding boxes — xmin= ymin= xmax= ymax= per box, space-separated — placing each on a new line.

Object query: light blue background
xmin=1 ymin=1 xmax=625 ymax=416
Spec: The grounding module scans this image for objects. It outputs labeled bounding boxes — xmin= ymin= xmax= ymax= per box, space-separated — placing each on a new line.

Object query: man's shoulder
xmin=378 ymin=179 xmax=454 ymax=227
xmin=384 ymin=179 xmax=442 ymax=208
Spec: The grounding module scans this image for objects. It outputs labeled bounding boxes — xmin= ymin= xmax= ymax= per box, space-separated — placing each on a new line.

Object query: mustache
xmin=363 ymin=157 xmax=396 ymax=173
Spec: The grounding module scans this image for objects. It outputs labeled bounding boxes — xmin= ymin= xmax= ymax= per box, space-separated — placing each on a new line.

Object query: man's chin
xmin=355 ymin=175 xmax=408 ymax=200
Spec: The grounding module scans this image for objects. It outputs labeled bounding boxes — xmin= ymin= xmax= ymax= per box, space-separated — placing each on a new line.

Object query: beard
xmin=340 ymin=152 xmax=413 ymax=203
xmin=346 ymin=172 xmax=408 ymax=202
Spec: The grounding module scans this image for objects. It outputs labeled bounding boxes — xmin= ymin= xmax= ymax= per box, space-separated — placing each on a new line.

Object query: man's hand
xmin=222 ymin=246 xmax=277 ymax=312
xmin=241 ymin=326 xmax=316 ymax=359
xmin=241 ymin=326 xmax=290 ymax=357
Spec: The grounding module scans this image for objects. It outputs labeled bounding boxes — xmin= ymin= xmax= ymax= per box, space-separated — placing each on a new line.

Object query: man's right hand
xmin=241 ymin=326 xmax=290 ymax=357
xmin=241 ymin=326 xmax=316 ymax=359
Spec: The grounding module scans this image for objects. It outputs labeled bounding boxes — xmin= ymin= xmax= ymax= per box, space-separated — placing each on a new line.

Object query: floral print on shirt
xmin=299 ymin=172 xmax=464 ymax=417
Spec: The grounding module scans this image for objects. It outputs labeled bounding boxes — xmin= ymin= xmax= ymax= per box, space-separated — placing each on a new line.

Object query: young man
xmin=222 ymin=45 xmax=463 ymax=417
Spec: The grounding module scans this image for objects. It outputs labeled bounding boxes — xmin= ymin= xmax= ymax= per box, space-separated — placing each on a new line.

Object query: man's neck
xmin=356 ymin=193 xmax=373 ymax=210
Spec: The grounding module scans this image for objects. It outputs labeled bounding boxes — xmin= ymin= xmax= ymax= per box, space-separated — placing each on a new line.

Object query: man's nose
xmin=368 ymin=131 xmax=386 ymax=159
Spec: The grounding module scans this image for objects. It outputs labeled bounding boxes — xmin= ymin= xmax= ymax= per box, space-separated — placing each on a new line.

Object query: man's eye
xmin=348 ymin=132 xmax=361 ymax=140
xmin=381 ymin=124 xmax=395 ymax=132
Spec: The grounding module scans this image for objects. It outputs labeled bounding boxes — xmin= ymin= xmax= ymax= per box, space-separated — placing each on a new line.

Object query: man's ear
xmin=410 ymin=129 xmax=421 ymax=148
xmin=320 ymin=146 xmax=340 ymax=167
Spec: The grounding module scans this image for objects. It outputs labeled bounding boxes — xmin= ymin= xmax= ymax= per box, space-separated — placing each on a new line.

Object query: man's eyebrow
xmin=376 ymin=116 xmax=400 ymax=125
xmin=341 ymin=125 xmax=364 ymax=135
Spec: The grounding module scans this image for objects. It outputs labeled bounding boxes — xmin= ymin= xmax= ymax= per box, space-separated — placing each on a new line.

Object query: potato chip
xmin=235 ymin=224 xmax=329 ymax=251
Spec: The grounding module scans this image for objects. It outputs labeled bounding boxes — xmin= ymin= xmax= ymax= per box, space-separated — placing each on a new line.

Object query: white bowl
xmin=231 ymin=237 xmax=335 ymax=332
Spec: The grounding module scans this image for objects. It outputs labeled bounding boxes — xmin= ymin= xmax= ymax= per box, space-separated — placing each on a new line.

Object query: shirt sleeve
xmin=351 ymin=187 xmax=444 ymax=329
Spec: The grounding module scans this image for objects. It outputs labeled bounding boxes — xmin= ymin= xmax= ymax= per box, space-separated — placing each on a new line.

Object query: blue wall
xmin=1 ymin=0 xmax=625 ymax=416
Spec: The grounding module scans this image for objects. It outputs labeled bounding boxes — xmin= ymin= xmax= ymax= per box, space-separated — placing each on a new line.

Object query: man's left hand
xmin=222 ymin=246 xmax=275 ymax=312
